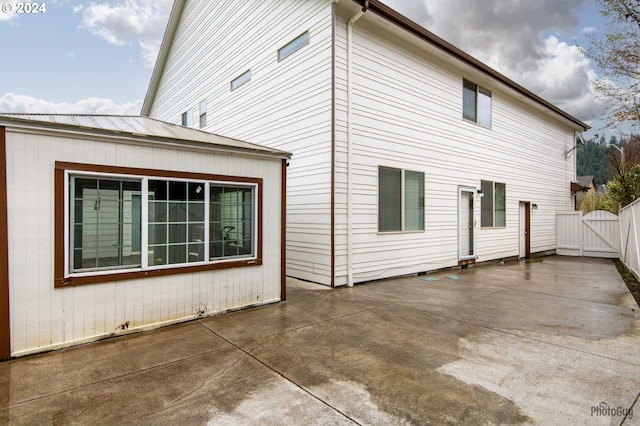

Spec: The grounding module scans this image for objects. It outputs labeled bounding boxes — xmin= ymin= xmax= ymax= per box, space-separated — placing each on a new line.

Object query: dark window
xmin=199 ymin=100 xmax=207 ymax=128
xmin=481 ymin=180 xmax=506 ymax=228
xmin=379 ymin=167 xmax=425 ymax=232
xmin=463 ymin=79 xmax=492 ymax=127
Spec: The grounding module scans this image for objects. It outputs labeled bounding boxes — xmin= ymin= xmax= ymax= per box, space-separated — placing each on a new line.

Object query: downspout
xmin=347 ymin=1 xmax=368 ymax=287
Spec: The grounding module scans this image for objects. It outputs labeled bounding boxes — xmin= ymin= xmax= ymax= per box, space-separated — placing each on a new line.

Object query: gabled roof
xmin=576 ymin=175 xmax=597 ymax=189
xmin=141 ymin=0 xmax=186 ymax=117
xmin=142 ymin=0 xmax=589 ymax=132
xmin=0 ymin=114 xmax=291 ymax=159
xmin=351 ymin=0 xmax=588 ymax=132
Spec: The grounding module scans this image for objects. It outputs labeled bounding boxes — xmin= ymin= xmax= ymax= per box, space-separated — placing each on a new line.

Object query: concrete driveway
xmin=1 ymin=256 xmax=638 ymax=425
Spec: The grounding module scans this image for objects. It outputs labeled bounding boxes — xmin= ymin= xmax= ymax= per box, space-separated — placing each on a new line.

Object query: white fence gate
xmin=557 ymin=210 xmax=620 ymax=258
xmin=619 ymin=199 xmax=640 ymax=279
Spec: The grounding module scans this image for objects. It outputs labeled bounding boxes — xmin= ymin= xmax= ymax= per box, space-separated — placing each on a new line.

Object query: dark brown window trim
xmin=54 ymin=161 xmax=263 ymax=288
xmin=0 ymin=126 xmax=11 ymax=360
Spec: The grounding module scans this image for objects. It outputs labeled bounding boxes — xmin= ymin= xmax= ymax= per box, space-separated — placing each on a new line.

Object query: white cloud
xmin=0 ymin=2 xmax=20 ymax=22
xmin=0 ymin=92 xmax=143 ymax=115
xmin=75 ymin=0 xmax=173 ymax=67
xmin=518 ymin=36 xmax=607 ymax=120
xmin=383 ymin=0 xmax=605 ymax=121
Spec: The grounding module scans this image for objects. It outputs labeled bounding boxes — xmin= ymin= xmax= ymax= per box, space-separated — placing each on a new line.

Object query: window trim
xmin=54 ymin=162 xmax=263 ymax=288
xmin=278 ymin=31 xmax=310 ymax=61
xmin=181 ymin=110 xmax=192 ymax=127
xmin=377 ymin=166 xmax=425 ymax=233
xmin=480 ymin=179 xmax=506 ymax=229
xmin=462 ymin=78 xmax=492 ymax=128
xmin=230 ymin=70 xmax=251 ymax=91
xmin=199 ymin=100 xmax=207 ymax=128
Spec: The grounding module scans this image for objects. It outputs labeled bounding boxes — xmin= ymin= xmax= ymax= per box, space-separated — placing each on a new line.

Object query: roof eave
xmin=0 ymin=116 xmax=292 ymax=160
xmin=141 ymin=0 xmax=186 ymax=117
xmin=351 ymin=0 xmax=590 ymax=132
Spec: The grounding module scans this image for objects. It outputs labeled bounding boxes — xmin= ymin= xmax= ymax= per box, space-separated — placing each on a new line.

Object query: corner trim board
xmin=281 ymin=159 xmax=287 ymax=300
xmin=0 ymin=126 xmax=10 ymax=360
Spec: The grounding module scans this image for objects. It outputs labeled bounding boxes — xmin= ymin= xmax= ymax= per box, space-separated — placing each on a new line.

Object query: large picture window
xmin=57 ymin=163 xmax=261 ymax=286
xmin=481 ymin=180 xmax=506 ymax=228
xmin=379 ymin=166 xmax=425 ymax=232
xmin=463 ymin=79 xmax=492 ymax=128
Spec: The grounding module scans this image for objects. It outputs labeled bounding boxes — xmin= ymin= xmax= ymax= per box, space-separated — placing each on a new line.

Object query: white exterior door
xmin=459 ymin=188 xmax=475 ymax=259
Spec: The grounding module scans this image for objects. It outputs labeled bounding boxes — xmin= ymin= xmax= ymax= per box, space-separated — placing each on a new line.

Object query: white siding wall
xmin=6 ymin=130 xmax=283 ymax=356
xmin=148 ymin=0 xmax=335 ymax=284
xmin=334 ymin=17 xmax=576 ymax=284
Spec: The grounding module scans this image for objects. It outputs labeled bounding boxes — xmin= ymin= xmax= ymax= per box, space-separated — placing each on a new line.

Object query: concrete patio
xmin=1 ymin=256 xmax=638 ymax=425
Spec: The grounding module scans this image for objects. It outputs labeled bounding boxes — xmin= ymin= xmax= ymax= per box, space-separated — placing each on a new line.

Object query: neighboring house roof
xmin=0 ymin=114 xmax=291 ymax=159
xmin=141 ymin=0 xmax=589 ymax=132
xmin=571 ymin=181 xmax=590 ymax=193
xmin=576 ymin=175 xmax=597 ymax=190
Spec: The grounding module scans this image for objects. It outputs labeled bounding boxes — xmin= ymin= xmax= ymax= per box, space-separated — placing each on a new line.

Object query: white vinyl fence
xmin=619 ymin=199 xmax=640 ymax=279
xmin=556 ymin=210 xmax=620 ymax=258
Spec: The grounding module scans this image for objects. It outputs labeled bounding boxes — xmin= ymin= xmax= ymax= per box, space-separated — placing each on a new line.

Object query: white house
xmin=142 ymin=0 xmax=589 ymax=287
xmin=0 ymin=114 xmax=289 ymax=359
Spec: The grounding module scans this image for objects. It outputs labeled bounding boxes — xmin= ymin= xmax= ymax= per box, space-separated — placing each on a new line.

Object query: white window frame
xmin=181 ymin=110 xmax=193 ymax=127
xmin=199 ymin=100 xmax=207 ymax=128
xmin=231 ymin=70 xmax=251 ymax=91
xmin=64 ymin=170 xmax=259 ymax=279
xmin=463 ymin=79 xmax=492 ymax=128
xmin=278 ymin=31 xmax=309 ymax=61
xmin=480 ymin=180 xmax=506 ymax=228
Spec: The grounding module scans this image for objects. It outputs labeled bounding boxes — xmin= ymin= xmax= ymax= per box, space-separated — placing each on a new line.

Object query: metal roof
xmin=576 ymin=175 xmax=597 ymax=188
xmin=0 ymin=114 xmax=291 ymax=158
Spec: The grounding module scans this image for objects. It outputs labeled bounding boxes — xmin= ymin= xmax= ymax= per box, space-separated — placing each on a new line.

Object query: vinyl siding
xmin=148 ymin=0 xmax=335 ymax=284
xmin=334 ymin=16 xmax=575 ymax=284
xmin=5 ymin=129 xmax=283 ymax=356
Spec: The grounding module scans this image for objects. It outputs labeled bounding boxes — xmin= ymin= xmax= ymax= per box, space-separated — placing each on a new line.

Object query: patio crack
xmin=0 ymin=345 xmax=236 ymax=410
xmin=621 ymin=391 xmax=640 ymax=425
xmin=197 ymin=321 xmax=363 ymax=425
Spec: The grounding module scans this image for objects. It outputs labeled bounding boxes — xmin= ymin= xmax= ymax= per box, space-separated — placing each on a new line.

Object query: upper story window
xmin=58 ymin=162 xmax=262 ymax=287
xmin=278 ymin=31 xmax=309 ymax=61
xmin=181 ymin=110 xmax=192 ymax=127
xmin=199 ymin=100 xmax=207 ymax=128
xmin=378 ymin=166 xmax=425 ymax=232
xmin=231 ymin=70 xmax=251 ymax=91
xmin=480 ymin=180 xmax=506 ymax=228
xmin=463 ymin=79 xmax=492 ymax=128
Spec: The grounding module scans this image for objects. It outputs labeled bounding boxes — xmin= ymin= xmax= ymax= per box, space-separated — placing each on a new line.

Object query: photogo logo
xmin=591 ymin=401 xmax=633 ymax=420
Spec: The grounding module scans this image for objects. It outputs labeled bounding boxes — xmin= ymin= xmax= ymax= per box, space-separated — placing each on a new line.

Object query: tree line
xmin=576 ymin=134 xmax=640 ymax=212
xmin=578 ymin=0 xmax=639 ymax=212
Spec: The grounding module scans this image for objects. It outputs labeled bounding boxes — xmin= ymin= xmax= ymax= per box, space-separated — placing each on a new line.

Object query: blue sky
xmin=0 ymin=0 xmax=624 ymax=138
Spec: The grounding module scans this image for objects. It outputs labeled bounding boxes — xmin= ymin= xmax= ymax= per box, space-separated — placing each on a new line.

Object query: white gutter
xmin=347 ymin=1 xmax=368 ymax=287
